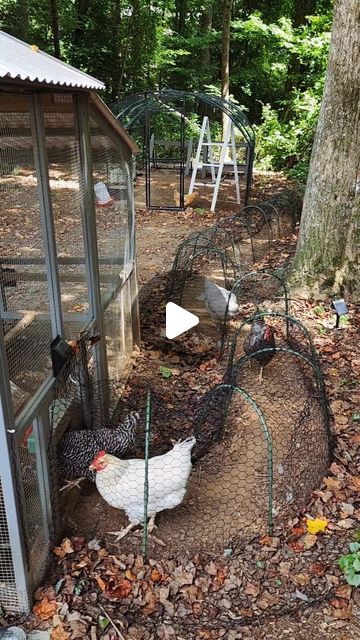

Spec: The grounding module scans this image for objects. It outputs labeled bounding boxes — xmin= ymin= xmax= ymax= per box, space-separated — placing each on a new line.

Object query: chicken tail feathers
xmin=174 ymin=436 xmax=196 ymax=453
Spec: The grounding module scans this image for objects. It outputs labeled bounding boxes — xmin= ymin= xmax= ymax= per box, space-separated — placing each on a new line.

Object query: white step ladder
xmin=188 ymin=116 xmax=240 ymax=212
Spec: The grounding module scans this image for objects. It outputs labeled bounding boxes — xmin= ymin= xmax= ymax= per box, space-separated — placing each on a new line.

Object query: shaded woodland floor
xmin=7 ymin=172 xmax=360 ymax=639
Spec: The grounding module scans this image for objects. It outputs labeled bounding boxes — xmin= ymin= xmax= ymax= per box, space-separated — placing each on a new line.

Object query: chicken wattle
xmin=90 ymin=436 xmax=196 ymax=540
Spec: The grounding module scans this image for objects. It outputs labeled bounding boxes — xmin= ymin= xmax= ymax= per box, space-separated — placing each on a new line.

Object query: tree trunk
xmin=292 ymin=0 xmax=360 ymax=294
xmin=199 ymin=0 xmax=213 ymax=75
xmin=284 ymin=0 xmax=316 ymax=101
xmin=110 ymin=0 xmax=122 ymax=102
xmin=16 ymin=0 xmax=29 ymax=42
xmin=175 ymin=0 xmax=186 ymax=35
xmin=49 ymin=0 xmax=61 ymax=58
xmin=221 ymin=0 xmax=234 ymax=137
xmin=74 ymin=0 xmax=90 ymax=46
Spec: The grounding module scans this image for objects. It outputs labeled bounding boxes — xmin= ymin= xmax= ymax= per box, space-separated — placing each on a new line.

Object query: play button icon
xmin=166 ymin=302 xmax=199 ymax=339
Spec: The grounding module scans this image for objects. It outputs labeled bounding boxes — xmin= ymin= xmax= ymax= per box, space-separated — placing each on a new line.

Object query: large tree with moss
xmin=292 ymin=0 xmax=360 ymax=294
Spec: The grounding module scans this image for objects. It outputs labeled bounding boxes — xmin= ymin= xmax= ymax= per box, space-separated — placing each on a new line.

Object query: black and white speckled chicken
xmin=57 ymin=411 xmax=140 ymax=491
xmin=243 ymin=318 xmax=276 ymax=381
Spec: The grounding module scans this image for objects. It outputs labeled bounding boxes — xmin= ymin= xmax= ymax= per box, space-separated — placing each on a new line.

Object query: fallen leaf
xmin=159 ymin=366 xmax=173 ymax=378
xmin=256 ymin=591 xmax=279 ymax=609
xmin=329 ymin=598 xmax=352 ymax=620
xmin=310 ymin=562 xmax=326 ymax=577
xmin=259 ymin=535 xmax=280 ymax=548
xmin=335 ymin=584 xmax=352 ymax=600
xmin=125 ymin=569 xmax=137 ymax=581
xmin=347 ymin=476 xmax=360 ymax=491
xmin=337 ymin=518 xmax=354 ymax=529
xmin=51 ymin=628 xmax=70 ymax=640
xmin=94 ymin=575 xmax=106 ymax=592
xmin=324 ymin=477 xmax=342 ymax=491
xmin=288 ymin=539 xmax=305 ymax=553
xmin=306 ymin=518 xmax=328 ymax=534
xmin=106 ymin=577 xmax=132 ymax=599
xmin=87 ymin=538 xmax=101 ymax=551
xmin=142 ymin=591 xmax=158 ymax=615
xmin=292 ymin=589 xmax=309 ymax=602
xmin=329 ymin=606 xmax=352 ymax=620
xmin=278 ymin=562 xmax=291 ymax=577
xmin=290 ymin=525 xmax=306 ymax=537
xmin=150 ymin=568 xmax=163 ymax=583
xmin=303 ymin=533 xmax=318 ymax=549
xmin=212 ymin=568 xmax=227 ymax=591
xmin=330 ymin=597 xmax=351 ymax=609
xmin=315 ymin=490 xmax=333 ymax=503
xmin=33 ymin=597 xmax=57 ymax=620
xmin=292 ymin=573 xmax=310 ymax=587
xmin=53 ymin=538 xmax=74 ymax=558
xmin=244 ymin=582 xmax=261 ymax=597
xmin=192 ymin=602 xmax=203 ymax=617
xmin=340 ymin=503 xmax=355 ymax=518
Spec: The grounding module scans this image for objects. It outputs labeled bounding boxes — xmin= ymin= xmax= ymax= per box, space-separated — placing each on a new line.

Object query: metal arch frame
xmin=112 ymin=90 xmax=255 ymax=207
xmin=197 ymin=383 xmax=274 ymax=535
xmin=258 ymin=202 xmax=281 ymax=237
xmin=139 ymin=382 xmax=273 ymax=554
xmin=227 ymin=311 xmax=318 ymax=375
xmin=228 ymin=346 xmax=331 ymax=446
xmin=114 ymin=90 xmax=255 ymax=146
xmin=241 ymin=204 xmax=273 ymax=244
xmin=219 ymin=270 xmax=290 ymax=352
xmin=169 ymin=235 xmax=238 ymax=299
xmin=171 ymin=245 xmax=240 ymax=304
xmin=218 ymin=209 xmax=257 ymax=263
xmin=190 ymin=227 xmax=239 ymax=262
xmin=143 ymin=92 xmax=186 ymax=210
xmin=169 ymin=235 xmax=223 ymax=293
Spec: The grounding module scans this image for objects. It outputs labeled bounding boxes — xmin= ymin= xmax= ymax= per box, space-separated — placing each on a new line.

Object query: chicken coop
xmin=0 ymin=31 xmax=139 ymax=613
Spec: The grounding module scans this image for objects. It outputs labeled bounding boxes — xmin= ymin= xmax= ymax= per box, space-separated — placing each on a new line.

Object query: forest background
xmin=0 ymin=0 xmax=333 ymax=186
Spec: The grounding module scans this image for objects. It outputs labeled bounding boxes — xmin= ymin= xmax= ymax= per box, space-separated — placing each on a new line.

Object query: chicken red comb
xmin=92 ymin=450 xmax=106 ymax=464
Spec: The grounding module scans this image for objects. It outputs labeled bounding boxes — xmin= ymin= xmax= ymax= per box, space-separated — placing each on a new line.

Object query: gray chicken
xmin=57 ymin=411 xmax=140 ymax=491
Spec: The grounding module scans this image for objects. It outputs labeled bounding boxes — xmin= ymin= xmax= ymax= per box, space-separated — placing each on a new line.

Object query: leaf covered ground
xmin=4 ymin=174 xmax=360 ymax=639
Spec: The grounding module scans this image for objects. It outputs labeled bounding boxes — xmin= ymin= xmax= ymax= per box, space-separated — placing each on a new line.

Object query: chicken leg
xmin=147 ymin=513 xmax=157 ymax=533
xmin=108 ymin=520 xmax=140 ymax=542
xmin=108 ymin=514 xmax=157 ymax=542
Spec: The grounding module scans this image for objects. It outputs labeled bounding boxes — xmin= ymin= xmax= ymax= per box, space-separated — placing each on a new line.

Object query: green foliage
xmin=255 ymin=12 xmax=331 ymax=181
xmin=339 ymin=539 xmax=360 ymax=587
xmin=0 ymin=0 xmax=334 ymax=181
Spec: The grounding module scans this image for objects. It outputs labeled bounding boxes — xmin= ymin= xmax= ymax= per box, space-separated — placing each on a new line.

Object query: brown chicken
xmin=243 ymin=318 xmax=276 ymax=381
xmin=173 ymin=189 xmax=198 ymax=208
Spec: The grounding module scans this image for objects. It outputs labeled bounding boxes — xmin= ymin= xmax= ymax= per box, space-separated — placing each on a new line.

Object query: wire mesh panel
xmin=43 ymin=94 xmax=91 ymax=339
xmin=0 ymin=94 xmax=55 ymax=417
xmin=0 ymin=86 xmax=138 ymax=615
xmin=90 ymin=114 xmax=136 ymax=379
xmin=16 ymin=421 xmax=51 ymax=586
xmin=0 ymin=475 xmax=18 ymax=610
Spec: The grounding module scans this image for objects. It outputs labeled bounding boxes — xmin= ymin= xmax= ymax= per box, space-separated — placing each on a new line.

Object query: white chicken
xmin=89 ymin=436 xmax=196 ymax=541
xmin=203 ymin=278 xmax=240 ymax=320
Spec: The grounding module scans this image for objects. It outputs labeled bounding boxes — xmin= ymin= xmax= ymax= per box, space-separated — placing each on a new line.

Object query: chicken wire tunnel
xmin=0 ymin=31 xmax=140 ymax=613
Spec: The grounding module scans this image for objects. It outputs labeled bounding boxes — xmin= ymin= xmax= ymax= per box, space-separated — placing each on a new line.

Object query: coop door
xmin=145 ymin=110 xmax=185 ymax=210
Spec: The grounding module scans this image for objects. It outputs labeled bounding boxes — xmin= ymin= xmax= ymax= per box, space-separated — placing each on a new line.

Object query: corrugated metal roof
xmin=0 ymin=30 xmax=105 ymax=90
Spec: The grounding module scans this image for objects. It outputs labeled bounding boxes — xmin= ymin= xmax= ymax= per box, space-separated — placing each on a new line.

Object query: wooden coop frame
xmin=0 ymin=30 xmax=139 ymax=613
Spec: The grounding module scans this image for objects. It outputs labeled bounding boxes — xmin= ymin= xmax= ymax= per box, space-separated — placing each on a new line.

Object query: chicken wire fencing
xmin=67 ymin=355 xmax=330 ymax=560
xmin=42 ymin=319 xmax=331 ymax=561
xmin=0 ymin=90 xmax=138 ymax=613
